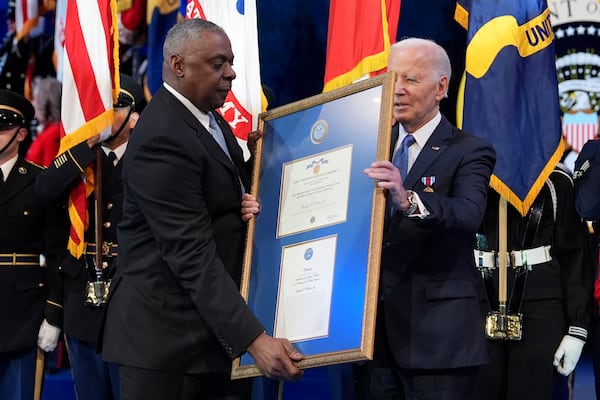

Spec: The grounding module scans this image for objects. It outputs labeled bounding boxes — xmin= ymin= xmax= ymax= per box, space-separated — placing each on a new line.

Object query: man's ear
xmin=15 ymin=127 xmax=28 ymax=143
xmin=129 ymin=112 xmax=140 ymax=129
xmin=171 ymin=54 xmax=184 ymax=77
xmin=436 ymin=76 xmax=449 ymax=101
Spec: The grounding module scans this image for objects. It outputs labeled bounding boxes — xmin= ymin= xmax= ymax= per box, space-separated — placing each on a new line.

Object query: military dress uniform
xmin=474 ymin=168 xmax=593 ymax=400
xmin=573 ymin=139 xmax=600 ymax=398
xmin=36 ymin=141 xmax=122 ymax=400
xmin=35 ymin=74 xmax=145 ymax=400
xmin=0 ymin=92 xmax=67 ymax=400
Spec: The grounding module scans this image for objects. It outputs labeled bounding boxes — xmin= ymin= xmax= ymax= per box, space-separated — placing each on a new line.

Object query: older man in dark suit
xmin=102 ymin=18 xmax=303 ymax=400
xmin=361 ymin=38 xmax=496 ymax=400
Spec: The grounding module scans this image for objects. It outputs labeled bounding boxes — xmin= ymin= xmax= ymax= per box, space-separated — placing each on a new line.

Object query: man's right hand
xmin=247 ymin=332 xmax=303 ymax=381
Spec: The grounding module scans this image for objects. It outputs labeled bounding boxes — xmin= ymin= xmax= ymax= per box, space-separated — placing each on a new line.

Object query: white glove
xmin=553 ymin=335 xmax=585 ymax=376
xmin=37 ymin=319 xmax=61 ymax=352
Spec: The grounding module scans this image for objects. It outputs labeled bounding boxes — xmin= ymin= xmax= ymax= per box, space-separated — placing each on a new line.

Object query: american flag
xmin=58 ymin=0 xmax=119 ymax=257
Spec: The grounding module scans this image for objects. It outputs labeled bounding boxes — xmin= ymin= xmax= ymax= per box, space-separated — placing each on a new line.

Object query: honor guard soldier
xmin=572 ymin=138 xmax=600 ymax=399
xmin=474 ymin=166 xmax=593 ymax=400
xmin=35 ymin=74 xmax=145 ymax=400
xmin=0 ymin=90 xmax=67 ymax=400
xmin=573 ymin=138 xmax=600 ymax=222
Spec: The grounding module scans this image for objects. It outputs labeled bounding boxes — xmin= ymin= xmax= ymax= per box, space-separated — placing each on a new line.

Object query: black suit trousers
xmin=119 ymin=365 xmax=253 ymax=400
xmin=358 ymin=301 xmax=479 ymax=400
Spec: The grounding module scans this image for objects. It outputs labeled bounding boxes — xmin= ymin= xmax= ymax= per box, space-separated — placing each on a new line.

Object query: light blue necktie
xmin=208 ymin=112 xmax=232 ymax=160
xmin=392 ymin=134 xmax=415 ymax=182
xmin=208 ymin=112 xmax=245 ymax=194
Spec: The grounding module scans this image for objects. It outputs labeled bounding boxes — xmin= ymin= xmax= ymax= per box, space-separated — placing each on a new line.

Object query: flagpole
xmin=497 ymin=197 xmax=508 ymax=326
xmin=34 ymin=349 xmax=44 ymax=400
xmin=94 ymin=146 xmax=103 ymax=275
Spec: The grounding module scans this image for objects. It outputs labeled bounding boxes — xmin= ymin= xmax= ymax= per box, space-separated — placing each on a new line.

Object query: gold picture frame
xmin=232 ymin=72 xmax=395 ymax=379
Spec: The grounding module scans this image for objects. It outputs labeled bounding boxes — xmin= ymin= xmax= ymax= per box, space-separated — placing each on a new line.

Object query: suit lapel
xmin=158 ymin=88 xmax=237 ymax=172
xmin=157 ymin=88 xmax=245 ymax=193
xmin=0 ymin=158 xmax=35 ymax=206
xmin=404 ymin=117 xmax=454 ymax=189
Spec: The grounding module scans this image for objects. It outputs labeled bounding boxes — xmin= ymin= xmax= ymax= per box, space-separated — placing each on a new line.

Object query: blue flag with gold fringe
xmin=455 ymin=0 xmax=564 ymax=216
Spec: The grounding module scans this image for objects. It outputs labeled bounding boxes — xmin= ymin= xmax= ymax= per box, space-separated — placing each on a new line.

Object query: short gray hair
xmin=391 ymin=38 xmax=452 ymax=80
xmin=163 ymin=18 xmax=225 ymax=59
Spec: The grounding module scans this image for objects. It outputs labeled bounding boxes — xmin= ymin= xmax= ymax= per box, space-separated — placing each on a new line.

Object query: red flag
xmin=323 ymin=0 xmax=401 ymax=92
xmin=59 ymin=0 xmax=120 ymax=257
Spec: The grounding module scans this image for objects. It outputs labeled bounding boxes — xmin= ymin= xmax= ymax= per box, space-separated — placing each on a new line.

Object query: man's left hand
xmin=241 ymin=193 xmax=260 ymax=222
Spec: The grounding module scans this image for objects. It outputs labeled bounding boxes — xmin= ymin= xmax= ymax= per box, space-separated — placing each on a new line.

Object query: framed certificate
xmin=231 ymin=72 xmax=395 ymax=379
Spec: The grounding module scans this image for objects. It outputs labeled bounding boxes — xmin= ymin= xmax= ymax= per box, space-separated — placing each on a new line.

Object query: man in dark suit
xmin=0 ymin=89 xmax=67 ymax=400
xmin=361 ymin=38 xmax=496 ymax=399
xmin=102 ymin=18 xmax=303 ymax=399
xmin=35 ymin=74 xmax=145 ymax=400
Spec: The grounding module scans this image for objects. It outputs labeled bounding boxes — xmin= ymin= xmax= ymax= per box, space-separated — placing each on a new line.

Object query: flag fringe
xmin=58 ymin=109 xmax=115 ymax=154
xmin=490 ymin=139 xmax=565 ymax=216
xmin=110 ymin=0 xmax=121 ymax=101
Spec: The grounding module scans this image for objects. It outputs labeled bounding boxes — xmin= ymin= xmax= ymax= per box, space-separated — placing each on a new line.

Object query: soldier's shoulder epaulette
xmin=25 ymin=159 xmax=45 ymax=171
xmin=25 ymin=160 xmax=46 ymax=172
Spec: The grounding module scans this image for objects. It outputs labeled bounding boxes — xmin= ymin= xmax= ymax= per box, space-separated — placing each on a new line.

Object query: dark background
xmin=0 ymin=0 xmax=466 ymax=121
xmin=257 ymin=0 xmax=465 ymax=122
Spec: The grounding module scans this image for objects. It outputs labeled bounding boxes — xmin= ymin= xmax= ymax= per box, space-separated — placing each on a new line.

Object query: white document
xmin=277 ymin=145 xmax=352 ymax=237
xmin=274 ymin=235 xmax=337 ymax=342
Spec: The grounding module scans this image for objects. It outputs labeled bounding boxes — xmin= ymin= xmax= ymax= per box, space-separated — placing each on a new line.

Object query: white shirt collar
xmin=163 ymin=82 xmax=211 ymax=130
xmin=102 ymin=142 xmax=127 ymax=166
xmin=398 ymin=112 xmax=442 ymax=150
xmin=0 ymin=154 xmax=18 ymax=182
